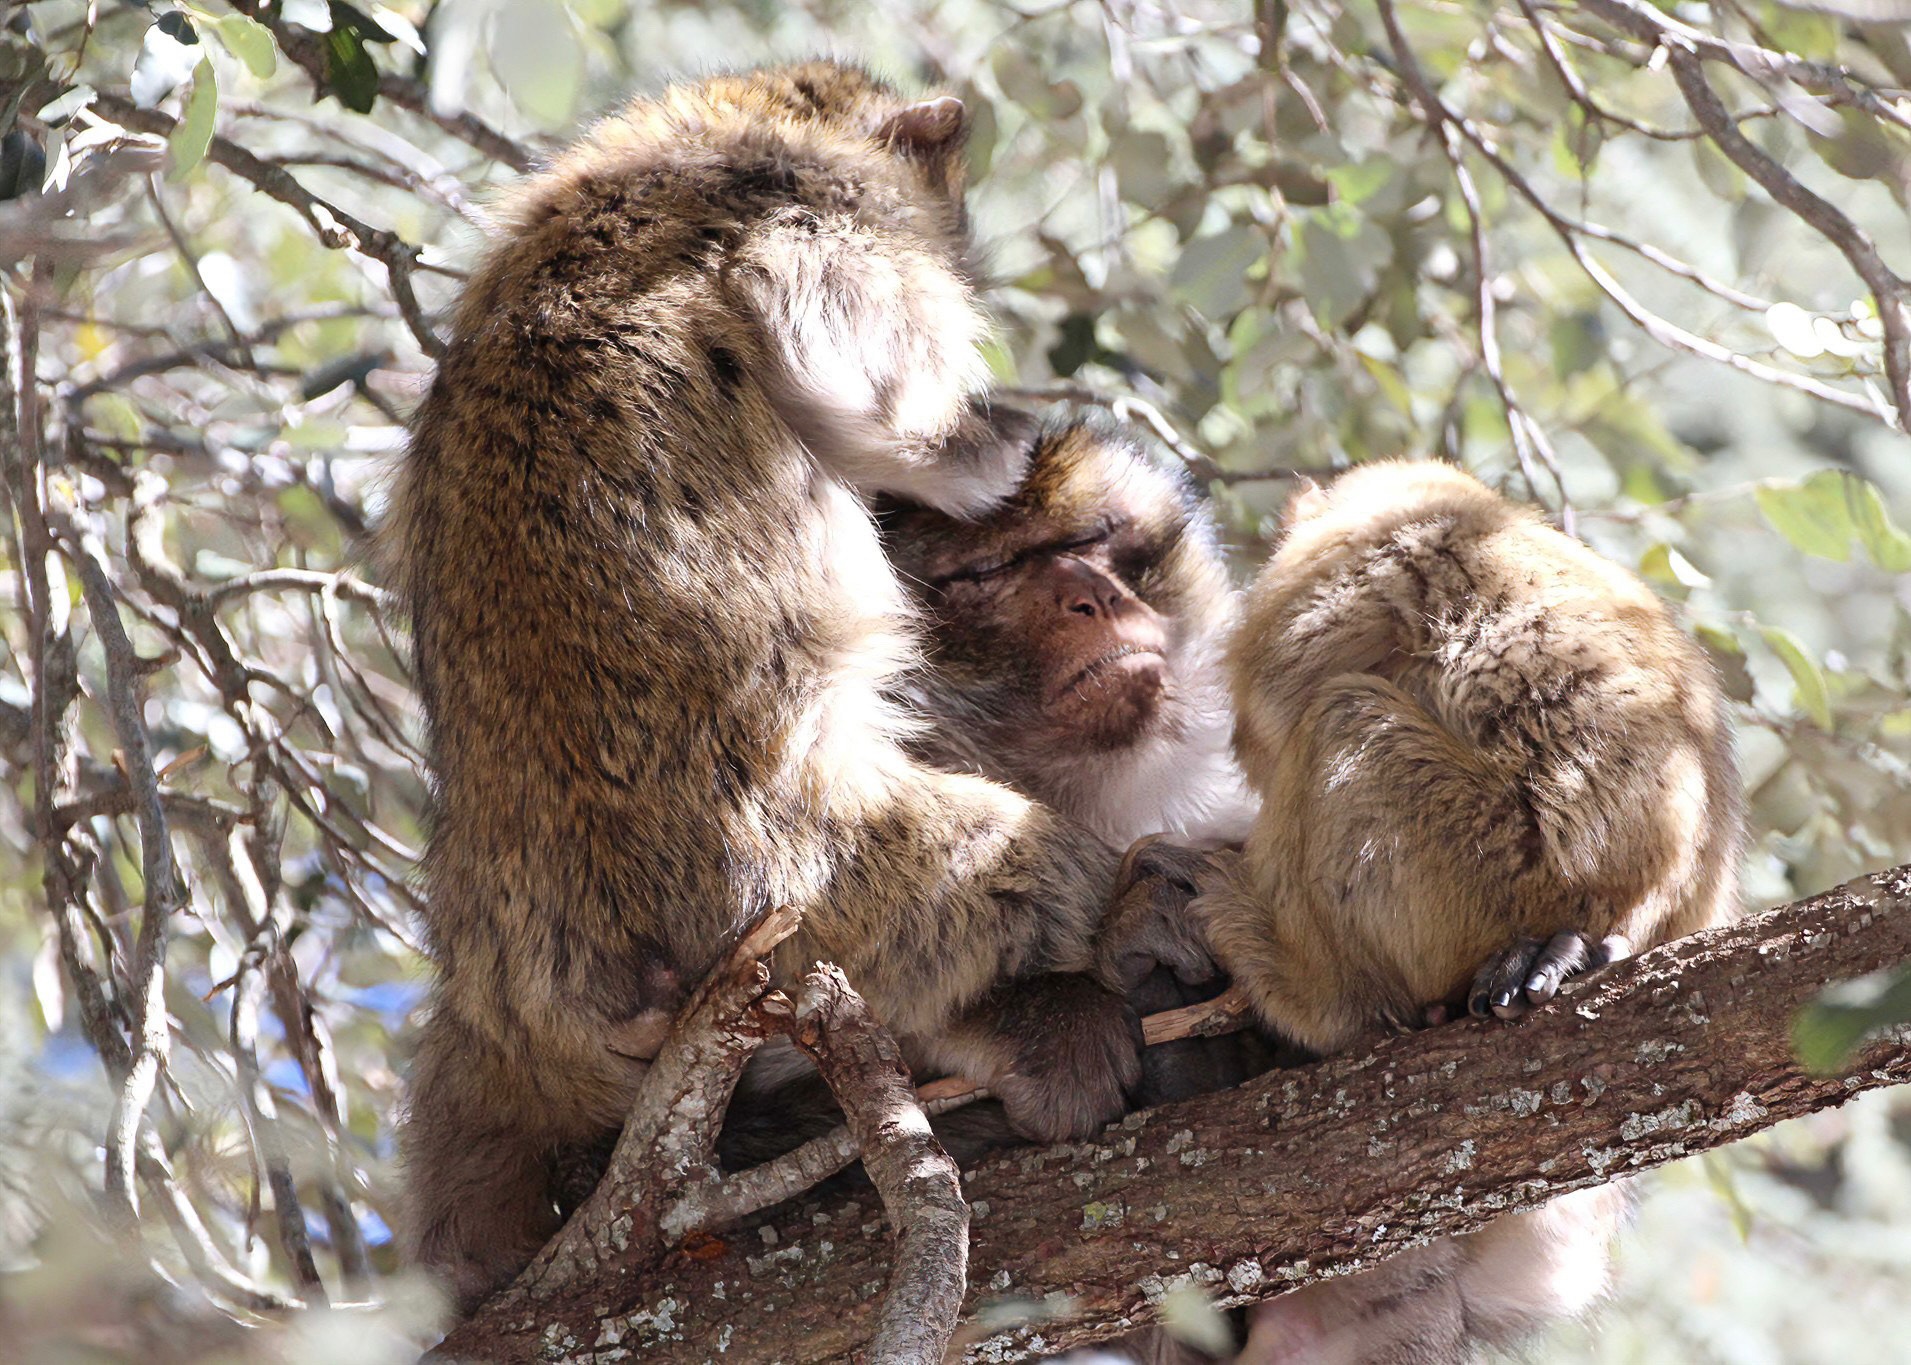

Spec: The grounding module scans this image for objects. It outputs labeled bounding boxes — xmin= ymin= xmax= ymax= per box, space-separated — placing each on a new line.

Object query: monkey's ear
xmin=878 ymin=96 xmax=968 ymax=155
xmin=1282 ymin=475 xmax=1330 ymax=528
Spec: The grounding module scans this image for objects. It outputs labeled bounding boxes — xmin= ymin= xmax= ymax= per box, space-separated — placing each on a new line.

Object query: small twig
xmin=146 ymin=177 xmax=255 ymax=370
xmin=1577 ymin=0 xmax=1911 ymax=428
xmin=90 ymin=96 xmax=444 ymax=359
xmin=51 ymin=499 xmax=188 ymax=1228
xmin=1379 ymin=0 xmax=1574 ymax=527
xmin=1341 ymin=18 xmax=1892 ymax=423
xmin=789 ymin=964 xmax=969 ymax=1365
xmin=230 ymin=946 xmax=328 ymax=1302
xmin=221 ymin=0 xmax=535 ymax=173
xmin=206 ymin=567 xmax=391 ymax=610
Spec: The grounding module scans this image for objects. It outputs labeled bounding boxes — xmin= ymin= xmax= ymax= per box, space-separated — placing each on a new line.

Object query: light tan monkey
xmin=386 ymin=64 xmax=1172 ymax=1313
xmin=1177 ymin=459 xmax=1742 ymax=1362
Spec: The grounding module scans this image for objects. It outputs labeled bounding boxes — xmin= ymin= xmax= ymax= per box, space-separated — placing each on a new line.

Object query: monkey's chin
xmin=1046 ymin=654 xmax=1168 ymax=751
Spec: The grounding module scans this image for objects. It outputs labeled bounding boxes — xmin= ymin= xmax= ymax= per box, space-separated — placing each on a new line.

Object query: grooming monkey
xmin=1168 ymin=459 xmax=1743 ymax=1362
xmin=386 ymin=63 xmax=1181 ymax=1312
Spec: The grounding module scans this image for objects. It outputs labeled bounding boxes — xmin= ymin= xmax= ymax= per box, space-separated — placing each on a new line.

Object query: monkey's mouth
xmin=1050 ymin=646 xmax=1166 ymax=704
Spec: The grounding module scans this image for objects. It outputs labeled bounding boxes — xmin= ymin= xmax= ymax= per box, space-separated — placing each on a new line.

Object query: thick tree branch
xmin=441 ymin=865 xmax=1911 ymax=1362
xmin=785 ymin=965 xmax=969 ymax=1365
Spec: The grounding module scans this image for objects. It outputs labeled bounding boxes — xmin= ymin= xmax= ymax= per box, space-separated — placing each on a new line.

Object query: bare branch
xmin=89 ymin=96 xmax=445 ymax=359
xmin=788 ymin=965 xmax=968 ymax=1365
xmin=1379 ymin=0 xmax=1573 ymax=526
xmin=221 ymin=2 xmax=535 ymax=173
xmin=48 ymin=499 xmax=188 ymax=1228
xmin=1576 ymin=0 xmax=1911 ymax=427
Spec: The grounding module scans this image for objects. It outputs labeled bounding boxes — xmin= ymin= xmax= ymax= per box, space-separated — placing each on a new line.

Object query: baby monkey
xmin=1186 ymin=459 xmax=1742 ymax=1362
xmin=1198 ymin=459 xmax=1742 ymax=1047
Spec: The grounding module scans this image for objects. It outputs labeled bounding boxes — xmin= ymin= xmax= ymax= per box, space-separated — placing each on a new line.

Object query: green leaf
xmin=1755 ymin=471 xmax=1852 ymax=562
xmin=207 ymin=14 xmax=277 ymax=79
xmin=1760 ymin=625 xmax=1833 ymax=729
xmin=1324 ymin=158 xmax=1390 ymax=207
xmin=1639 ymin=543 xmax=1710 ymax=589
xmin=1794 ymin=964 xmax=1911 ymax=1076
xmin=1168 ymin=224 xmax=1266 ymax=322
xmin=322 ymin=24 xmax=379 ymax=114
xmin=1847 ymin=477 xmax=1911 ymax=573
xmin=166 ymin=58 xmax=217 ymax=180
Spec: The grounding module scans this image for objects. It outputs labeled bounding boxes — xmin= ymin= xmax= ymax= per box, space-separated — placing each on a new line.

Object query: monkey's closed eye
xmin=930 ymin=525 xmax=1117 ymax=591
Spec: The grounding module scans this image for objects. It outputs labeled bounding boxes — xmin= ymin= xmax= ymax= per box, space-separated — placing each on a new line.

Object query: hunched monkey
xmin=1184 ymin=459 xmax=1743 ymax=1362
xmin=386 ymin=64 xmax=1163 ymax=1312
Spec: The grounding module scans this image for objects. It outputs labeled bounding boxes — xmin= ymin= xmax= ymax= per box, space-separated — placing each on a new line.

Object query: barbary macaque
xmin=882 ymin=413 xmax=1263 ymax=1108
xmin=1182 ymin=459 xmax=1743 ymax=1362
xmin=385 ymin=63 xmax=1173 ymax=1312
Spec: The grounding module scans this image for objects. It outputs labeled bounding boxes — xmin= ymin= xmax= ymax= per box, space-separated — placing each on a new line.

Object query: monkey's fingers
xmin=1518 ymin=931 xmax=1596 ymax=1007
xmin=1469 ymin=930 xmax=1635 ymax=1021
xmin=1469 ymin=938 xmax=1544 ymax=1020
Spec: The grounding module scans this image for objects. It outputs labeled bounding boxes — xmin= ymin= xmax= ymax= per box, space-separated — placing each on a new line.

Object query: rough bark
xmin=444 ymin=866 xmax=1911 ymax=1363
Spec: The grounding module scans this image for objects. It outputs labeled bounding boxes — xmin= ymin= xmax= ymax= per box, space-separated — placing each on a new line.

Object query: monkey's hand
xmin=1094 ymin=836 xmax=1233 ymax=993
xmin=937 ymin=975 xmax=1143 ymax=1144
xmin=1463 ymin=931 xmax=1633 ymax=1021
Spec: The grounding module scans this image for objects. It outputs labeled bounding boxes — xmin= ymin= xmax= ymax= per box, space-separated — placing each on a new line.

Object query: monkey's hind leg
xmin=400 ymin=1012 xmax=570 ymax=1315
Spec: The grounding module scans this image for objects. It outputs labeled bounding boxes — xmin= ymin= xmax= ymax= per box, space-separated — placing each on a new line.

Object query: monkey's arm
xmin=776 ymin=767 xmax=1146 ymax=1142
xmin=727 ymin=217 xmax=1027 ymax=515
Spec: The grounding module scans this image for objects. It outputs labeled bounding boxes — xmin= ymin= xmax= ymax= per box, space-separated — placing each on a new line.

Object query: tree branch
xmin=1576 ymin=0 xmax=1911 ymax=426
xmin=440 ymin=865 xmax=1911 ymax=1362
xmin=88 ymin=95 xmax=445 ymax=359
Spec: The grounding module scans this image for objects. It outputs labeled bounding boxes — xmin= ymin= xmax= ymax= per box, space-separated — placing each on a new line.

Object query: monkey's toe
xmin=1469 ymin=930 xmax=1634 ymax=1021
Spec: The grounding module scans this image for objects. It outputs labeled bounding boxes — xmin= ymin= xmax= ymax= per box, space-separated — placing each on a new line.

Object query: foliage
xmin=2 ymin=0 xmax=1910 ymax=1357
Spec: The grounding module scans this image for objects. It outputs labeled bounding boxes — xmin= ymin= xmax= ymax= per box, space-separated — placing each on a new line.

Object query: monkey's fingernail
xmin=1491 ymin=989 xmax=1515 ymax=1010
xmin=1468 ymin=991 xmax=1490 ymax=1016
xmin=1525 ymin=975 xmax=1549 ymax=995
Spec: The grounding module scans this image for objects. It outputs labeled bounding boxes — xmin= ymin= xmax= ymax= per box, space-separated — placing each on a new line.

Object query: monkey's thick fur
xmin=386 ymin=64 xmax=1140 ymax=1311
xmin=1199 ymin=460 xmax=1743 ymax=1363
xmin=892 ymin=435 xmax=1692 ymax=1363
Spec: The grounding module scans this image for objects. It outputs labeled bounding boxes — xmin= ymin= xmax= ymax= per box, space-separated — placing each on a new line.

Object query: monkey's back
xmin=1231 ymin=462 xmax=1740 ymax=1000
xmin=384 ymin=97 xmax=920 ymax=1064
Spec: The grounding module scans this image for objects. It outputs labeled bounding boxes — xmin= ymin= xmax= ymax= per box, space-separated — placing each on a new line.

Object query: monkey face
xmin=926 ymin=527 xmax=1173 ymax=751
xmin=885 ymin=416 xmax=1230 ymax=758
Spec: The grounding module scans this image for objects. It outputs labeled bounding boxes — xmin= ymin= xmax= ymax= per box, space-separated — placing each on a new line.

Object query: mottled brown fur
xmin=1203 ymin=460 xmax=1741 ymax=1363
xmin=386 ymin=64 xmax=1140 ymax=1312
xmin=1205 ymin=459 xmax=1742 ymax=1050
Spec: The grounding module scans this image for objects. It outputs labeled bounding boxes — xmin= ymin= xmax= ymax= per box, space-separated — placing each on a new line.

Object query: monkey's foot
xmin=990 ymin=975 xmax=1143 ymax=1143
xmin=1467 ymin=932 xmax=1632 ymax=1020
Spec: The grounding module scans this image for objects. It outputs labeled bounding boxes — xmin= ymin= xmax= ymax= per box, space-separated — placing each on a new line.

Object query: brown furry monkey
xmin=1179 ymin=459 xmax=1742 ymax=1363
xmin=386 ymin=64 xmax=1163 ymax=1312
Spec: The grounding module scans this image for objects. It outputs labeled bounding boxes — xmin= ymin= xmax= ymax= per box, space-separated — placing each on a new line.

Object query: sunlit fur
xmin=1209 ymin=460 xmax=1742 ymax=1364
xmin=384 ymin=62 xmax=1132 ymax=1313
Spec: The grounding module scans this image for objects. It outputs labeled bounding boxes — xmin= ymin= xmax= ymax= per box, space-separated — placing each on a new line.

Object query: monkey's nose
xmin=1053 ymin=556 xmax=1122 ymax=618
